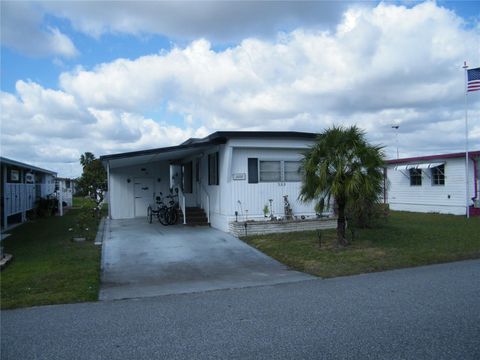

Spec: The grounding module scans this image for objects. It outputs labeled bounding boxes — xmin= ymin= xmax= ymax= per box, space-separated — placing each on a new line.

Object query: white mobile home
xmin=385 ymin=151 xmax=480 ymax=216
xmin=55 ymin=178 xmax=76 ymax=207
xmin=1 ymin=157 xmax=57 ymax=229
xmin=101 ymin=131 xmax=321 ymax=232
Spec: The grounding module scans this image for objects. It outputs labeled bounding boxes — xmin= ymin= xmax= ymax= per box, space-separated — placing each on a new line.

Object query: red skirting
xmin=469 ymin=206 xmax=480 ymax=217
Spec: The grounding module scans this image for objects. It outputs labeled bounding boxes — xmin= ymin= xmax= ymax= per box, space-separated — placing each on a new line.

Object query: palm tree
xmin=300 ymin=126 xmax=385 ymax=247
xmin=80 ymin=152 xmax=96 ymax=168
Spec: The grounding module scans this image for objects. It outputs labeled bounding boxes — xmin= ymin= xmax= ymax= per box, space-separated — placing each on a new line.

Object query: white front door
xmin=134 ymin=178 xmax=154 ymax=217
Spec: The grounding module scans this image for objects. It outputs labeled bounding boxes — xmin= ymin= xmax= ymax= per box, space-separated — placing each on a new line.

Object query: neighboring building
xmin=385 ymin=151 xmax=480 ymax=216
xmin=55 ymin=177 xmax=76 ymax=207
xmin=1 ymin=157 xmax=57 ymax=229
xmin=100 ymin=131 xmax=322 ymax=233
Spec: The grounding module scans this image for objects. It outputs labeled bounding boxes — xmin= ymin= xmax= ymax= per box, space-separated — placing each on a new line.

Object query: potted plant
xmin=263 ymin=204 xmax=269 ymax=218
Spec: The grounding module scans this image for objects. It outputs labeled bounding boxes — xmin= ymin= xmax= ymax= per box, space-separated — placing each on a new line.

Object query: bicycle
xmin=147 ymin=196 xmax=163 ymax=224
xmin=162 ymin=191 xmax=178 ymax=225
xmin=147 ymin=191 xmax=178 ymax=225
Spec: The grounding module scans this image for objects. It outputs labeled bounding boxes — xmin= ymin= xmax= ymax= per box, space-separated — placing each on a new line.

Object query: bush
xmin=346 ymin=199 xmax=389 ymax=229
xmin=35 ymin=198 xmax=58 ymax=217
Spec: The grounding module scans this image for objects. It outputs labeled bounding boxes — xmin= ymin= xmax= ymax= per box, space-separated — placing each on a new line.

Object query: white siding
xmin=42 ymin=174 xmax=56 ymax=197
xmin=197 ymin=145 xmax=224 ymax=230
xmin=386 ymin=157 xmax=476 ymax=215
xmin=109 ymin=161 xmax=170 ymax=219
xmin=219 ymin=139 xmax=318 ymax=227
xmin=4 ymin=183 xmax=35 ymax=216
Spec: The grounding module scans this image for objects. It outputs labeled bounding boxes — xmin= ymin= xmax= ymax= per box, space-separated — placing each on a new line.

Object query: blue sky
xmin=1 ymin=1 xmax=479 ymax=177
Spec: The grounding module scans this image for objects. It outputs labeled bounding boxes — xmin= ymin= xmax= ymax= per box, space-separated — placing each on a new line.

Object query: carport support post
xmin=107 ymin=161 xmax=112 ymax=219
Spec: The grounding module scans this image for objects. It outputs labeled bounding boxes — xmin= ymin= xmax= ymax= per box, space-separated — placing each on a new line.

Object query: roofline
xmin=0 ymin=156 xmax=57 ymax=175
xmin=100 ymin=131 xmax=318 ymax=161
xmin=100 ymin=141 xmax=224 ymax=162
xmin=386 ymin=150 xmax=480 ymax=165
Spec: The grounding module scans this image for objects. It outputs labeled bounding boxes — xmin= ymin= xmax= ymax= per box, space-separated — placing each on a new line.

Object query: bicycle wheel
xmin=147 ymin=206 xmax=153 ymax=224
xmin=168 ymin=207 xmax=177 ymax=225
xmin=158 ymin=207 xmax=169 ymax=226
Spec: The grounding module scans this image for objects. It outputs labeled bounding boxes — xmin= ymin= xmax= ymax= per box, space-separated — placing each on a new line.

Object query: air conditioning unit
xmin=25 ymin=173 xmax=34 ymax=183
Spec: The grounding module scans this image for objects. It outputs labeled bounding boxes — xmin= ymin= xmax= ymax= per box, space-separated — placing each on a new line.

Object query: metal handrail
xmin=198 ymin=182 xmax=210 ymax=224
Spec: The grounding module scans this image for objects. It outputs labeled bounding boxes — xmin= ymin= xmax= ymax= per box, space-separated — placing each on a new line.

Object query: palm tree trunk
xmin=336 ymin=200 xmax=349 ymax=247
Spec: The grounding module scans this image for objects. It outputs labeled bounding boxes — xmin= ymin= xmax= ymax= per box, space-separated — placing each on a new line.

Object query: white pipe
xmin=463 ymin=61 xmax=470 ymax=219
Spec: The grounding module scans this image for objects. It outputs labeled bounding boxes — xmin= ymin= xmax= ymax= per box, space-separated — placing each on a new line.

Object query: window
xmin=259 ymin=161 xmax=281 ymax=182
xmin=431 ymin=165 xmax=445 ymax=185
xmin=284 ymin=161 xmax=303 ymax=182
xmin=256 ymin=160 xmax=303 ymax=183
xmin=409 ymin=168 xmax=422 ymax=186
xmin=208 ymin=152 xmax=219 ymax=185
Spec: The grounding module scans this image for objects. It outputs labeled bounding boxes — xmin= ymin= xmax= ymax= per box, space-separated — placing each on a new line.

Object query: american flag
xmin=467 ymin=67 xmax=480 ymax=92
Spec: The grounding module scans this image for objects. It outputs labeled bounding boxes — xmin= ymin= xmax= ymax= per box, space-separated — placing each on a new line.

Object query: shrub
xmin=35 ymin=198 xmax=58 ymax=217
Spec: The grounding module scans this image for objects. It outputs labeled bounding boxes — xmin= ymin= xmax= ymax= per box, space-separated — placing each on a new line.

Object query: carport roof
xmin=100 ymin=131 xmax=317 ymax=165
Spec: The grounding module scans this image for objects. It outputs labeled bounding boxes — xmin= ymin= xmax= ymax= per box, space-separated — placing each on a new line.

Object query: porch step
xmin=177 ymin=207 xmax=209 ymax=226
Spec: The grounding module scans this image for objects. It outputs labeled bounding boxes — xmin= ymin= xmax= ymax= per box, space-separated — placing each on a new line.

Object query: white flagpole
xmin=463 ymin=61 xmax=470 ymax=219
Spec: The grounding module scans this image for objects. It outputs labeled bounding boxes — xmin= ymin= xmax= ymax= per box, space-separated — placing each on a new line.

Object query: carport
xmin=99 ymin=218 xmax=313 ymax=301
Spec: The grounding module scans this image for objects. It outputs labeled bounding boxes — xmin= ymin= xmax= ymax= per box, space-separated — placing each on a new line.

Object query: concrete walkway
xmin=99 ymin=218 xmax=313 ymax=300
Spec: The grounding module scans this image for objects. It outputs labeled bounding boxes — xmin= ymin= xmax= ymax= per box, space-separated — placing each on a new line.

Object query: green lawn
xmin=242 ymin=211 xmax=480 ymax=278
xmin=1 ymin=197 xmax=106 ymax=309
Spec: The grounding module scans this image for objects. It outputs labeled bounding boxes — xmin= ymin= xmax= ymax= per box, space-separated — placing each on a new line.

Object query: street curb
xmin=94 ymin=217 xmax=106 ymax=246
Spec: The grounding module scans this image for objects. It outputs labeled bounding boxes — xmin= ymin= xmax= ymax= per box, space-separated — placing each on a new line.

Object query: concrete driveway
xmin=100 ymin=218 xmax=313 ymax=300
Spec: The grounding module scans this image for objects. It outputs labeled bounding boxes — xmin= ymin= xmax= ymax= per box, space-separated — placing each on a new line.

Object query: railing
xmin=177 ymin=187 xmax=187 ymax=224
xmin=199 ymin=182 xmax=210 ymax=224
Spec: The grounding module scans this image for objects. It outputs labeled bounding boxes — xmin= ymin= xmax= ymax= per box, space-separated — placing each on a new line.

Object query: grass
xmin=1 ymin=197 xmax=107 ymax=309
xmin=242 ymin=211 xmax=480 ymax=278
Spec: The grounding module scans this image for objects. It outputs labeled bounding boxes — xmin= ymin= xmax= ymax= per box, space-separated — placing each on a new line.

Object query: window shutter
xmin=215 ymin=152 xmax=219 ymax=185
xmin=248 ymin=158 xmax=258 ymax=183
xmin=208 ymin=154 xmax=212 ymax=185
xmin=208 ymin=152 xmax=219 ymax=185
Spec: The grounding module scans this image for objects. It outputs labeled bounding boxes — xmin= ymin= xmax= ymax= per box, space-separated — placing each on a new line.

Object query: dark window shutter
xmin=208 ymin=152 xmax=219 ymax=185
xmin=248 ymin=158 xmax=258 ymax=183
xmin=215 ymin=152 xmax=219 ymax=185
xmin=208 ymin=154 xmax=212 ymax=185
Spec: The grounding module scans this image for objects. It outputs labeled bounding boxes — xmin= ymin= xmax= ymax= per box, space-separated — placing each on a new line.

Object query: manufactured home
xmin=1 ymin=157 xmax=57 ymax=229
xmin=55 ymin=177 xmax=76 ymax=207
xmin=385 ymin=151 xmax=480 ymax=216
xmin=100 ymin=131 xmax=323 ymax=233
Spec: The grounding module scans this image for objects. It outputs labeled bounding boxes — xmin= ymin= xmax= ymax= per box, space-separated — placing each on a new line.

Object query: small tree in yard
xmin=77 ymin=152 xmax=107 ymax=211
xmin=300 ymin=126 xmax=385 ymax=247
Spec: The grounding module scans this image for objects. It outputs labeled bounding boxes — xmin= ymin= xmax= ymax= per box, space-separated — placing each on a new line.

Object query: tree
xmin=300 ymin=126 xmax=385 ymax=247
xmin=77 ymin=152 xmax=107 ymax=209
xmin=80 ymin=152 xmax=95 ymax=168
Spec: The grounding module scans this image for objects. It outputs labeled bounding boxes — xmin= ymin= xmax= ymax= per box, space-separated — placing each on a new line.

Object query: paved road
xmin=2 ymin=260 xmax=480 ymax=360
xmin=100 ymin=219 xmax=312 ymax=300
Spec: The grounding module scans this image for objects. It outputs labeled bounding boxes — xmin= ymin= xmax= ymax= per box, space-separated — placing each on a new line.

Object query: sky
xmin=1 ymin=0 xmax=480 ymax=178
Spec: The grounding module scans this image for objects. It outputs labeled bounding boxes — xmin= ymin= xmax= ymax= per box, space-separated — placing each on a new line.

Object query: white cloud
xmin=41 ymin=1 xmax=348 ymax=41
xmin=1 ymin=2 xmax=480 ymax=177
xmin=0 ymin=1 xmax=78 ymax=58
